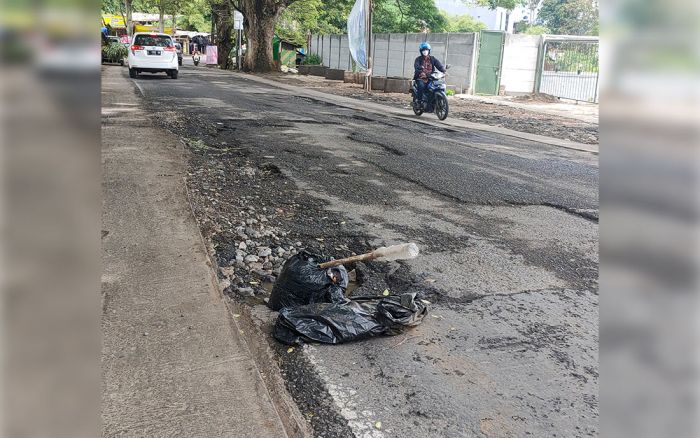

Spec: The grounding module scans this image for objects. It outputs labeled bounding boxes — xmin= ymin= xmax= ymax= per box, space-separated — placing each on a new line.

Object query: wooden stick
xmin=319 ymin=252 xmax=377 ymax=269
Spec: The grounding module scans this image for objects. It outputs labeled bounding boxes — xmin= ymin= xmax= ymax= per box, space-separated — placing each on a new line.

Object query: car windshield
xmin=134 ymin=35 xmax=172 ymax=47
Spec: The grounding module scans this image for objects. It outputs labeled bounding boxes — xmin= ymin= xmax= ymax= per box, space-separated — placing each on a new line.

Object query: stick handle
xmin=319 ymin=252 xmax=376 ymax=269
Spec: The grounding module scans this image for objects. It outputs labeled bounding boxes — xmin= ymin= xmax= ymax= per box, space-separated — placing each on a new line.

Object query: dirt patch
xmin=259 ymin=72 xmax=599 ymax=145
xmin=513 ymin=93 xmax=562 ymax=103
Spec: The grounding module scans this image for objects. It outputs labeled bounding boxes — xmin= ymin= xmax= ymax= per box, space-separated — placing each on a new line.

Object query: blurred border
xmin=601 ymin=0 xmax=700 ymax=436
xmin=2 ymin=0 xmax=101 ymax=437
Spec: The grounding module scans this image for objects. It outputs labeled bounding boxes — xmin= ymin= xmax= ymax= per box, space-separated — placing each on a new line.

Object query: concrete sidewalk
xmin=101 ymin=67 xmax=290 ymax=437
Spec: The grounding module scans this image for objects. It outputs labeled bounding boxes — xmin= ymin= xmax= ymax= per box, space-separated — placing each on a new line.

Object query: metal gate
xmin=536 ymin=37 xmax=599 ymax=103
xmin=475 ymin=31 xmax=505 ymax=95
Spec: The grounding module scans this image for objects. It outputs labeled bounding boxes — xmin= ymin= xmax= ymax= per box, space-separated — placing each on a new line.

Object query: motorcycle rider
xmin=413 ymin=42 xmax=446 ymax=106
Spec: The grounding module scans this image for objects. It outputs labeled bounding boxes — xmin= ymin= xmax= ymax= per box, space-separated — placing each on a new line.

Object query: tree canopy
xmin=537 ymin=0 xmax=598 ymax=35
xmin=276 ymin=0 xmax=450 ymax=38
xmin=443 ymin=13 xmax=487 ymax=32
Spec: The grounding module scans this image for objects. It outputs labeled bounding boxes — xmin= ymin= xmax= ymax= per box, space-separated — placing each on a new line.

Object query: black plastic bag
xmin=375 ymin=293 xmax=428 ymax=335
xmin=273 ymin=293 xmax=429 ymax=345
xmin=273 ymin=301 xmax=386 ymax=345
xmin=268 ymin=251 xmax=349 ymax=311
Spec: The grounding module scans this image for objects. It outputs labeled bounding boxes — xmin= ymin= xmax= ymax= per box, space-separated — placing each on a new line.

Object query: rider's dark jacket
xmin=413 ymin=55 xmax=446 ymax=80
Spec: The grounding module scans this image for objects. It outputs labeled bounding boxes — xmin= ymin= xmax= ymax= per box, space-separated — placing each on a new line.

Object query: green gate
xmin=474 ymin=31 xmax=505 ymax=95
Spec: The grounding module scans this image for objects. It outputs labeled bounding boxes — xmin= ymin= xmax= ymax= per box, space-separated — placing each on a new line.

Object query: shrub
xmin=102 ymin=43 xmax=128 ymax=63
xmin=302 ymin=53 xmax=322 ymax=65
xmin=446 ymin=89 xmax=455 ymax=96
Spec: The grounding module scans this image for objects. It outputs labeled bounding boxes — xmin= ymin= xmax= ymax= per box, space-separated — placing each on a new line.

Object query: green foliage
xmin=514 ymin=21 xmax=550 ymax=34
xmin=373 ymin=0 xmax=447 ymax=33
xmin=446 ymin=89 xmax=455 ymax=96
xmin=473 ymin=0 xmax=517 ymax=10
xmin=101 ymin=0 xmax=123 ymax=15
xmin=179 ymin=0 xmax=212 ymax=32
xmin=314 ymin=0 xmax=355 ymax=33
xmin=537 ymin=0 xmax=598 ymax=35
xmin=443 ymin=13 xmax=487 ymax=32
xmin=102 ymin=42 xmax=128 ymax=62
xmin=545 ymin=46 xmax=598 ymax=72
xmin=524 ymin=24 xmax=549 ymax=34
xmin=302 ymin=53 xmax=322 ymax=64
xmin=285 ymin=0 xmax=449 ymax=35
xmin=276 ymin=0 xmax=322 ymax=46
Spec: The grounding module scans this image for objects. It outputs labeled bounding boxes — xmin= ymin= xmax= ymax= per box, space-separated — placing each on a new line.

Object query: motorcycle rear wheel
xmin=412 ymin=101 xmax=424 ymax=116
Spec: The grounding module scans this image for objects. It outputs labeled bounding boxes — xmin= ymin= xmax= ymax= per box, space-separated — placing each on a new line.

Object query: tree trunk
xmin=124 ymin=0 xmax=133 ymax=36
xmin=158 ymin=2 xmax=165 ymax=32
xmin=213 ymin=1 xmax=235 ymax=69
xmin=238 ymin=0 xmax=287 ymax=72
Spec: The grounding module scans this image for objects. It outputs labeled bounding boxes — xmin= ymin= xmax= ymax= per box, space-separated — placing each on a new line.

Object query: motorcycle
xmin=192 ymin=52 xmax=201 ymax=66
xmin=411 ymin=67 xmax=450 ymax=121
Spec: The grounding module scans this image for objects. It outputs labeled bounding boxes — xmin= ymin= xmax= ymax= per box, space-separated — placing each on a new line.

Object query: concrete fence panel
xmin=500 ymin=34 xmax=540 ymax=94
xmin=372 ymin=34 xmax=390 ymax=77
xmin=442 ymin=33 xmax=476 ymax=93
xmin=308 ymin=32 xmax=479 ymax=93
xmin=340 ymin=35 xmax=351 ymax=70
xmin=322 ymin=35 xmax=331 ymax=66
xmin=403 ymin=33 xmax=424 ymax=78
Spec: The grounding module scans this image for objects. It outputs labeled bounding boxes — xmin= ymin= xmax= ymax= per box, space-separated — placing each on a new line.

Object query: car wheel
xmin=129 ymin=68 xmax=137 ymax=78
xmin=170 ymin=69 xmax=178 ymax=79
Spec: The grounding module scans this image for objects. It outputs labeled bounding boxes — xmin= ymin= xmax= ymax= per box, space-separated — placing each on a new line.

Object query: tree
xmin=212 ymin=0 xmax=236 ymax=69
xmin=179 ymin=0 xmax=212 ymax=32
xmin=234 ymin=0 xmax=301 ymax=72
xmin=519 ymin=0 xmax=543 ymax=23
xmin=373 ymin=0 xmax=447 ymax=33
xmin=276 ymin=0 xmax=323 ymax=46
xmin=537 ymin=0 xmax=598 ymax=35
xmin=443 ymin=13 xmax=487 ymax=32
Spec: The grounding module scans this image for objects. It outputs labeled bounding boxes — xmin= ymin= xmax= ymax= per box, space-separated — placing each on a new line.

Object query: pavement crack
xmin=505 ymin=201 xmax=598 ymax=222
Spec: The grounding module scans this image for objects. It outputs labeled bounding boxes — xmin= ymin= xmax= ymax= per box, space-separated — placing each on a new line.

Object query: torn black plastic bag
xmin=375 ymin=293 xmax=429 ymax=335
xmin=268 ymin=251 xmax=349 ymax=311
xmin=273 ymin=301 xmax=386 ymax=345
xmin=273 ymin=293 xmax=429 ymax=345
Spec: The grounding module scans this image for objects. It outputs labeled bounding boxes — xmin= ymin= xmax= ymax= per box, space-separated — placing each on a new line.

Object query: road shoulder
xmin=101 ymin=66 xmax=295 ymax=437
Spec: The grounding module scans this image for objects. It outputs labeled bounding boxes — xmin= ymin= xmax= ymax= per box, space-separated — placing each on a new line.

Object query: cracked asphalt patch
xmin=131 ymin=65 xmax=598 ymax=437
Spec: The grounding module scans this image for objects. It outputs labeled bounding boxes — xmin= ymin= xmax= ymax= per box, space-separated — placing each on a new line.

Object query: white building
xmin=435 ymin=0 xmax=529 ymax=33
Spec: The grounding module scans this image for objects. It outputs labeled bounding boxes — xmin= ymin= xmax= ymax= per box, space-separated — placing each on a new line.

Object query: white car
xmin=128 ymin=32 xmax=178 ymax=79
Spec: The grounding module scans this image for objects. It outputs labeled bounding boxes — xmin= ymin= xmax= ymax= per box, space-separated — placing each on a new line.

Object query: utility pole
xmin=365 ymin=0 xmax=373 ymax=93
xmin=234 ymin=10 xmax=243 ymax=70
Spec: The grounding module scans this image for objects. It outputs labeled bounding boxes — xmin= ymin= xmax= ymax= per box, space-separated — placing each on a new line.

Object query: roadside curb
xmin=183 ymin=177 xmax=313 ymax=438
xmin=226 ymin=71 xmax=598 ymax=154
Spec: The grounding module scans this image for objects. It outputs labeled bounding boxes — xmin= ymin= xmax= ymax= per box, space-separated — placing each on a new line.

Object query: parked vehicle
xmin=410 ymin=68 xmax=450 ymax=121
xmin=128 ymin=32 xmax=178 ymax=79
xmin=174 ymin=42 xmax=183 ymax=66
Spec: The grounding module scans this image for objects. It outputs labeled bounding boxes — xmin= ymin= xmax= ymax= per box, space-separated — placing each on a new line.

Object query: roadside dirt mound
xmin=513 ymin=93 xmax=561 ymax=103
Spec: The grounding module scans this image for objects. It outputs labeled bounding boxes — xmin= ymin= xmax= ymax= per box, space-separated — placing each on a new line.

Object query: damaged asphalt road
xmin=132 ymin=65 xmax=598 ymax=437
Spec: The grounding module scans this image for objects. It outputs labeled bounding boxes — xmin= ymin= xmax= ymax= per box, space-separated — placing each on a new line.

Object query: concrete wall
xmin=500 ymin=34 xmax=541 ymax=95
xmin=310 ymin=32 xmax=477 ymax=93
xmin=308 ymin=32 xmax=599 ymax=100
